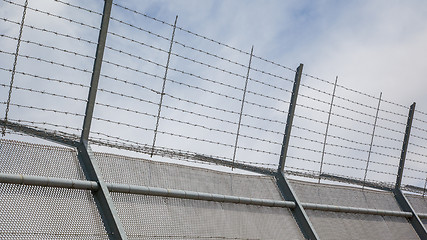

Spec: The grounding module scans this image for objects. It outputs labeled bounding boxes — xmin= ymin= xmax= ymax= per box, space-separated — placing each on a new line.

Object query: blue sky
xmin=1 ymin=0 xmax=427 ymax=189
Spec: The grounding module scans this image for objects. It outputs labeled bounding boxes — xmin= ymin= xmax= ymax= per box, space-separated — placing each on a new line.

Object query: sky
xmin=1 ymin=0 xmax=427 ymax=190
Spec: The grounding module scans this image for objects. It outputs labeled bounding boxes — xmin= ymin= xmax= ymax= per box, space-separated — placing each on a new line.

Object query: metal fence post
xmin=395 ymin=102 xmax=415 ymax=189
xmin=81 ymin=0 xmax=112 ymax=142
xmin=278 ymin=64 xmax=303 ymax=172
xmin=392 ymin=102 xmax=427 ymax=239
xmin=275 ymin=172 xmax=320 ymax=240
xmin=78 ymin=1 xmax=128 ymax=239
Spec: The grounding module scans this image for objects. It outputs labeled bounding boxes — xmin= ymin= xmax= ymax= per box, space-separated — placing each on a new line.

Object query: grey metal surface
xmin=302 ymin=202 xmax=412 ymax=217
xmin=111 ymin=193 xmax=305 ymax=240
xmin=306 ymin=209 xmax=420 ymax=240
xmin=406 ymin=194 xmax=427 ymax=213
xmin=275 ymin=172 xmax=319 ymax=240
xmin=290 ymin=180 xmax=421 ymax=239
xmin=393 ymin=188 xmax=427 ymax=239
xmin=278 ymin=64 xmax=303 ymax=172
xmin=0 ymin=183 xmax=108 ymax=240
xmin=95 ymin=152 xmax=283 ymax=200
xmin=0 ymin=139 xmax=84 ymax=179
xmin=78 ymin=142 xmax=127 ymax=240
xmin=396 ymin=102 xmax=416 ymax=189
xmin=0 ymin=173 xmax=98 ymax=190
xmin=107 ymin=182 xmax=296 ymax=208
xmin=290 ymin=179 xmax=402 ymax=211
xmin=81 ymin=0 xmax=112 ymax=142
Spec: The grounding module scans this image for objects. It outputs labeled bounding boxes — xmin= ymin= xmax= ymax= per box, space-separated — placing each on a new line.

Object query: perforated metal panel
xmin=406 ymin=194 xmax=427 ymax=230
xmin=306 ymin=210 xmax=419 ymax=240
xmin=0 ymin=139 xmax=85 ymax=179
xmin=289 ymin=179 xmax=401 ymax=211
xmin=95 ymin=152 xmax=282 ymax=200
xmin=289 ymin=180 xmax=420 ymax=239
xmin=111 ymin=192 xmax=304 ymax=240
xmin=0 ymin=183 xmax=108 ymax=239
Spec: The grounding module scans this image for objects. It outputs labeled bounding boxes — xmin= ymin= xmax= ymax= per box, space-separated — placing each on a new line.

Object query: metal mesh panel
xmin=0 ymin=183 xmax=108 ymax=240
xmin=95 ymin=152 xmax=282 ymax=200
xmin=289 ymin=179 xmax=401 ymax=211
xmin=306 ymin=209 xmax=419 ymax=240
xmin=406 ymin=194 xmax=427 ymax=213
xmin=111 ymin=192 xmax=304 ymax=240
xmin=0 ymin=139 xmax=85 ymax=179
xmin=406 ymin=195 xmax=427 ymax=230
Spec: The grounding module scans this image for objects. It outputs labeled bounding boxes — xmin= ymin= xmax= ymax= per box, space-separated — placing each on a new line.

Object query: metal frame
xmin=78 ymin=0 xmax=127 ymax=239
xmin=275 ymin=171 xmax=320 ymax=240
xmin=278 ymin=64 xmax=303 ymax=172
xmin=392 ymin=102 xmax=427 ymax=239
xmin=4 ymin=172 xmax=423 ymax=219
xmin=396 ymin=102 xmax=416 ymax=189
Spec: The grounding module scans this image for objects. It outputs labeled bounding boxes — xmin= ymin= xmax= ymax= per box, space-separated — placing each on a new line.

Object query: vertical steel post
xmin=81 ymin=0 xmax=113 ymax=142
xmin=77 ymin=142 xmax=128 ymax=240
xmin=232 ymin=46 xmax=253 ymax=166
xmin=318 ymin=76 xmax=337 ymax=183
xmin=278 ymin=64 xmax=303 ymax=172
xmin=395 ymin=102 xmax=415 ymax=189
xmin=275 ymin=172 xmax=319 ymax=240
xmin=151 ymin=16 xmax=178 ymax=157
xmin=78 ymin=1 xmax=127 ymax=239
xmin=363 ymin=92 xmax=382 ymax=189
xmin=392 ymin=102 xmax=426 ymax=240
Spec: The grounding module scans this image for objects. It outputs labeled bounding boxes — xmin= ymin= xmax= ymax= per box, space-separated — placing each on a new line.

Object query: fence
xmin=1 ymin=1 xmax=427 ymax=239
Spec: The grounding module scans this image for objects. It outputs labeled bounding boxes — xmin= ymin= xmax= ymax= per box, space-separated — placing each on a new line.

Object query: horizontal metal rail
xmin=2 ymin=172 xmax=425 ymax=218
xmin=107 ymin=183 xmax=295 ymax=208
xmin=302 ymin=202 xmax=413 ymax=217
xmin=0 ymin=173 xmax=293 ymax=208
xmin=0 ymin=173 xmax=98 ymax=190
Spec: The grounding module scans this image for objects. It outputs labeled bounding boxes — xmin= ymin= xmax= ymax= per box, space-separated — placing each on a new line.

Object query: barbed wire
xmin=112 ymin=2 xmax=297 ymax=74
xmin=0 ymin=83 xmax=87 ymax=103
xmin=406 ymin=157 xmax=427 ymax=166
xmin=4 ymin=0 xmax=99 ymax=31
xmin=0 ymin=50 xmax=92 ymax=74
xmin=8 ymin=118 xmax=81 ymax=133
xmin=53 ymin=0 xmax=102 ymax=16
xmin=1 ymin=102 xmax=84 ymax=118
xmin=0 ymin=67 xmax=89 ymax=88
xmin=0 ymin=34 xmax=95 ymax=60
xmin=1 ymin=17 xmax=97 ymax=45
xmin=96 ymin=101 xmax=282 ymax=147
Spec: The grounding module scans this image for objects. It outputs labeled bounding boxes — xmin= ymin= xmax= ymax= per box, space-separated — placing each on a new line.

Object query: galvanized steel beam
xmin=278 ymin=64 xmax=303 ymax=172
xmin=275 ymin=171 xmax=320 ymax=240
xmin=81 ymin=0 xmax=112 ymax=142
xmin=302 ymin=202 xmax=412 ymax=218
xmin=3 ymin=173 xmax=425 ymax=219
xmin=396 ymin=102 xmax=416 ymax=189
xmin=0 ymin=172 xmax=98 ymax=190
xmin=78 ymin=141 xmax=127 ymax=240
xmin=107 ymin=183 xmax=296 ymax=208
xmin=393 ymin=188 xmax=427 ymax=239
